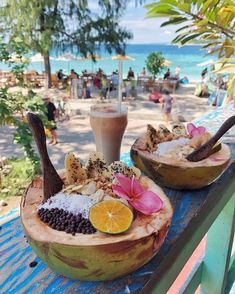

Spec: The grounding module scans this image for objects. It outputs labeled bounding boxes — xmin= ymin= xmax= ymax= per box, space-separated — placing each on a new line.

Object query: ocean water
xmin=0 ymin=44 xmax=212 ymax=81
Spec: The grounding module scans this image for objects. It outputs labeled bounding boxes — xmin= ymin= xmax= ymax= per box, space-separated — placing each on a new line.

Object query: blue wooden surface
xmin=1 ymin=147 xmax=235 ymax=294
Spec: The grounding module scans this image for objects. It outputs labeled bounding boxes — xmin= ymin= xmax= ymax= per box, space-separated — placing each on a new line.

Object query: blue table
xmin=0 ymin=148 xmax=235 ymax=294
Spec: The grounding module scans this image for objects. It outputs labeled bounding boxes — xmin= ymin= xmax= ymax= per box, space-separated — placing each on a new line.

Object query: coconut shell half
xmin=131 ymin=137 xmax=231 ymax=190
xmin=21 ymin=176 xmax=173 ymax=281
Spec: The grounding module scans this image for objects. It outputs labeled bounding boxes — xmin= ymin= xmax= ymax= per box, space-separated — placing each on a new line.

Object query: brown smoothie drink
xmin=90 ymin=104 xmax=128 ymax=164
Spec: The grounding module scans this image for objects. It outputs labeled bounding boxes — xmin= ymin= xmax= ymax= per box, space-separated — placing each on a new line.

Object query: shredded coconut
xmin=155 ymin=137 xmax=190 ymax=156
xmin=38 ymin=192 xmax=97 ymax=218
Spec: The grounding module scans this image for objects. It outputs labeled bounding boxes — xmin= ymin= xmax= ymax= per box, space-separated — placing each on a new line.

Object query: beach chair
xmin=207 ymin=89 xmax=218 ymax=106
xmin=216 ymin=89 xmax=227 ymax=107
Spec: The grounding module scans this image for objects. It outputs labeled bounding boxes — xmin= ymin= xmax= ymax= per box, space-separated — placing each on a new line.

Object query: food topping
xmin=160 ymin=144 xmax=195 ymax=160
xmin=38 ymin=208 xmax=96 ymax=235
xmin=89 ymin=200 xmax=133 ymax=234
xmin=158 ymin=124 xmax=173 ymax=142
xmin=38 ymin=152 xmax=145 ymax=236
xmin=155 ymin=137 xmax=190 ymax=157
xmin=64 ymin=153 xmax=87 ymax=185
xmin=171 ymin=123 xmax=188 ymax=138
xmin=112 ymin=174 xmax=163 ymax=215
xmin=38 ymin=193 xmax=96 ymax=218
xmin=145 ymin=123 xmax=214 ymax=161
xmin=108 ymin=161 xmax=140 ymax=180
xmin=189 ymin=132 xmax=211 ymax=149
xmin=187 ymin=123 xmax=206 ymax=138
xmin=145 ymin=124 xmax=159 ymax=151
xmin=85 ymin=152 xmax=110 ymax=178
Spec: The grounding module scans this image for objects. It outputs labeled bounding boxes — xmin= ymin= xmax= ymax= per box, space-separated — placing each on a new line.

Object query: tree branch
xmin=189 ymin=12 xmax=234 ymax=39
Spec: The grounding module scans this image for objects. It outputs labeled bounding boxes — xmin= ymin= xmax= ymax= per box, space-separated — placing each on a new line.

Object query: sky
xmin=88 ymin=1 xmax=177 ymax=44
xmin=120 ymin=1 xmax=176 ymax=44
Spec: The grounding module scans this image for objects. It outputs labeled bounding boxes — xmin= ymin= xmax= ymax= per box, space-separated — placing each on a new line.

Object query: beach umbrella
xmin=197 ymin=59 xmax=214 ymax=67
xmin=30 ymin=53 xmax=44 ymax=62
xmin=162 ymin=59 xmax=172 ymax=67
xmin=56 ymin=53 xmax=80 ymax=62
xmin=55 ymin=53 xmax=81 ymax=73
xmin=9 ymin=54 xmax=28 ymax=63
xmin=30 ymin=53 xmax=57 ymax=72
xmin=79 ymin=54 xmax=104 ymax=73
xmin=30 ymin=53 xmax=45 ymax=71
xmin=30 ymin=53 xmax=57 ymax=62
xmin=111 ymin=55 xmax=135 ymax=109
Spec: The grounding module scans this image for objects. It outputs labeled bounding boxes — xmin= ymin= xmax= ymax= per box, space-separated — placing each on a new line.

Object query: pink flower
xmin=112 ymin=174 xmax=163 ymax=215
xmin=187 ymin=123 xmax=206 ymax=138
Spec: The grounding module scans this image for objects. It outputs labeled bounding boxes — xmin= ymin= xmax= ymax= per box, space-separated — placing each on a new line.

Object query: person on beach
xmin=159 ymin=90 xmax=176 ymax=124
xmin=127 ymin=67 xmax=135 ymax=80
xmin=43 ymin=96 xmax=58 ymax=145
xmin=201 ymin=68 xmax=208 ymax=79
xmin=141 ymin=67 xmax=146 ymax=76
xmin=163 ymin=68 xmax=171 ymax=79
xmin=175 ymin=66 xmax=181 ymax=79
xmin=110 ymin=71 xmax=119 ymax=91
xmin=70 ymin=69 xmax=79 ymax=99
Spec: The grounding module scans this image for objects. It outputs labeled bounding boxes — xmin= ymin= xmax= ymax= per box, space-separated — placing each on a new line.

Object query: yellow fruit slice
xmin=65 ymin=153 xmax=87 ymax=185
xmin=89 ymin=200 xmax=133 ymax=234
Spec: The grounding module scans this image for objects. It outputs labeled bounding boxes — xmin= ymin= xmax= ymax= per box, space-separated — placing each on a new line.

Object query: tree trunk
xmin=44 ymin=55 xmax=52 ymax=88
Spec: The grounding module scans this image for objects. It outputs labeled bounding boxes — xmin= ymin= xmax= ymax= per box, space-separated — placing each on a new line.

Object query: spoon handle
xmin=187 ymin=115 xmax=235 ymax=162
xmin=27 ymin=113 xmax=63 ymax=200
xmin=212 ymin=115 xmax=235 ymax=142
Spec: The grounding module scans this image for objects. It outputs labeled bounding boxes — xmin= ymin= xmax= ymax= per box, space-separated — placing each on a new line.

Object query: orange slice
xmin=89 ymin=200 xmax=133 ymax=234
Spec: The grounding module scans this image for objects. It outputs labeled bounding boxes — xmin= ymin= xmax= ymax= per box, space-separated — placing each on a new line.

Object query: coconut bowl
xmin=130 ymin=137 xmax=231 ymax=190
xmin=21 ymin=175 xmax=173 ymax=281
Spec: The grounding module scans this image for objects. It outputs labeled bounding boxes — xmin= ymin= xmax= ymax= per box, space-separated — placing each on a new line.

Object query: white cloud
xmin=163 ymin=29 xmax=173 ymax=35
xmin=120 ymin=18 xmax=165 ymax=31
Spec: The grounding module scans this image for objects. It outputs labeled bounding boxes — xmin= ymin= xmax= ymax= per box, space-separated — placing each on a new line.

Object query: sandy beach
xmin=0 ymin=81 xmax=212 ymax=168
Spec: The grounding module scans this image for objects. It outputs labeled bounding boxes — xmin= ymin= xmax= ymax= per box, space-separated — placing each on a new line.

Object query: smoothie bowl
xmin=21 ymin=151 xmax=173 ymax=281
xmin=130 ymin=123 xmax=231 ymax=190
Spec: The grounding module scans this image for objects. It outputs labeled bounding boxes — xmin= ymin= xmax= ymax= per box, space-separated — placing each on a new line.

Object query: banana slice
xmin=131 ymin=166 xmax=141 ymax=179
xmin=171 ymin=123 xmax=188 ymax=138
xmin=108 ymin=161 xmax=141 ymax=179
xmin=85 ymin=152 xmax=110 ymax=178
xmin=64 ymin=153 xmax=87 ymax=185
xmin=146 ymin=124 xmax=159 ymax=151
xmin=158 ymin=124 xmax=173 ymax=142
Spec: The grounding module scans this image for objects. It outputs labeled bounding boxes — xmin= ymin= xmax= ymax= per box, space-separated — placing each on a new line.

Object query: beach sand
xmin=1 ymin=81 xmax=212 ymax=168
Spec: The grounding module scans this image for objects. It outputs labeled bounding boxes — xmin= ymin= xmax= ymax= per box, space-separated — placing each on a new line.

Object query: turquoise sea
xmin=1 ymin=44 xmax=213 ymax=81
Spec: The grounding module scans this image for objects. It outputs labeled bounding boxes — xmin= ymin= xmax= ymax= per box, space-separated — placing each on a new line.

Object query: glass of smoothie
xmin=90 ymin=103 xmax=128 ymax=164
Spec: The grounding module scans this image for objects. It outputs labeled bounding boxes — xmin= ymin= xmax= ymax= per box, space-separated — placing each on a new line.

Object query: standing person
xmin=160 ymin=90 xmax=176 ymax=124
xmin=43 ymin=96 xmax=58 ymax=145
xmin=127 ymin=67 xmax=135 ymax=80
xmin=175 ymin=66 xmax=181 ymax=79
xmin=141 ymin=67 xmax=146 ymax=76
xmin=77 ymin=75 xmax=84 ymax=98
xmin=70 ymin=69 xmax=79 ymax=99
xmin=201 ymin=68 xmax=208 ymax=79
xmin=163 ymin=68 xmax=171 ymax=79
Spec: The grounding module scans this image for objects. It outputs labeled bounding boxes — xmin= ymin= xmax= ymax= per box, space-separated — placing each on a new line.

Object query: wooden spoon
xmin=186 ymin=115 xmax=235 ymax=162
xmin=27 ymin=113 xmax=64 ymax=200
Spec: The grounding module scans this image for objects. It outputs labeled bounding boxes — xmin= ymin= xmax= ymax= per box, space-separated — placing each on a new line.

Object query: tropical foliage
xmin=0 ymin=40 xmax=51 ymax=173
xmin=0 ymin=0 xmax=132 ymax=88
xmin=145 ymin=0 xmax=235 ymax=101
xmin=146 ymin=52 xmax=165 ymax=78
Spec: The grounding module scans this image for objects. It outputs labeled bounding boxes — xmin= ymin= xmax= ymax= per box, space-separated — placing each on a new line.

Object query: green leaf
xmin=161 ymin=17 xmax=188 ymax=27
xmin=146 ymin=3 xmax=180 ymax=17
xmin=179 ymin=33 xmax=201 ymax=45
xmin=175 ymin=24 xmax=194 ymax=33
